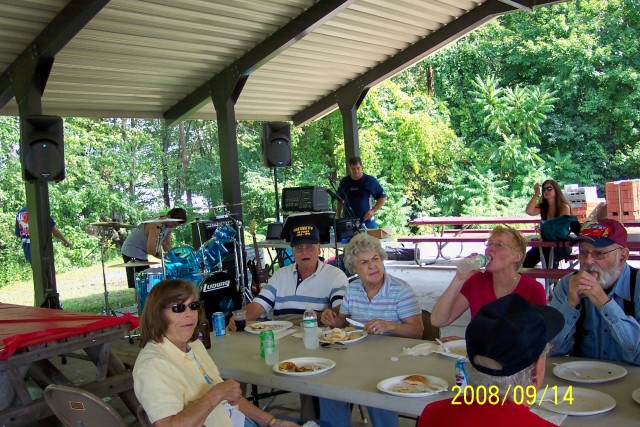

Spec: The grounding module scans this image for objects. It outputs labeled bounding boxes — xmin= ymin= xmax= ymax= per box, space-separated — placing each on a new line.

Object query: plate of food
xmin=319 ymin=328 xmax=367 ymax=344
xmin=273 ymin=357 xmax=336 ymax=376
xmin=537 ymin=386 xmax=616 ymax=416
xmin=552 ymin=361 xmax=627 ymax=383
xmin=377 ymin=375 xmax=448 ymax=397
xmin=245 ymin=320 xmax=294 ymax=335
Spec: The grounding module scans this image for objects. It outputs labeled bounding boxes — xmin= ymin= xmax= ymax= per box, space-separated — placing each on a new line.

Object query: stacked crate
xmin=606 ymin=180 xmax=640 ymax=221
xmin=562 ymin=184 xmax=603 ymax=222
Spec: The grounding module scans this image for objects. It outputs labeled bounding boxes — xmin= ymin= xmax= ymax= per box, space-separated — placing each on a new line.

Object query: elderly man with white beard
xmin=550 ymin=219 xmax=640 ymax=365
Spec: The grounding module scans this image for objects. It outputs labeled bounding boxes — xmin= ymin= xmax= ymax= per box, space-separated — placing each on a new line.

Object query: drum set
xmin=103 ymin=216 xmax=247 ymax=321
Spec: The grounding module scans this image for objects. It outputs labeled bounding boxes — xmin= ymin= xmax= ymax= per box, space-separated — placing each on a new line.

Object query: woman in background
xmin=523 ymin=180 xmax=572 ymax=268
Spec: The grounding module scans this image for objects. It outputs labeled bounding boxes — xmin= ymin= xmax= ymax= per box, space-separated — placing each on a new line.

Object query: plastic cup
xmin=233 ymin=310 xmax=247 ymax=332
xmin=265 ymin=340 xmax=279 ymax=366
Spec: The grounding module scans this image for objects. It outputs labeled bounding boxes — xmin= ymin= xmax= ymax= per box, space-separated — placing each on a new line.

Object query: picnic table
xmin=400 ymin=216 xmax=540 ymax=265
xmin=0 ymin=303 xmax=140 ymax=426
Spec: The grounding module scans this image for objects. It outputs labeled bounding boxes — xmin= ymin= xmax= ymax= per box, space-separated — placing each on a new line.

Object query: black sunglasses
xmin=168 ymin=301 xmax=201 ymax=313
xmin=543 ymin=186 xmax=554 ymax=192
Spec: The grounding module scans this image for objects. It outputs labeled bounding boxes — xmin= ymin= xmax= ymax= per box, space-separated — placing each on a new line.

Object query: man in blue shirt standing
xmin=15 ymin=206 xmax=70 ymax=263
xmin=337 ymin=156 xmax=387 ymax=229
xmin=550 ymin=219 xmax=640 ymax=365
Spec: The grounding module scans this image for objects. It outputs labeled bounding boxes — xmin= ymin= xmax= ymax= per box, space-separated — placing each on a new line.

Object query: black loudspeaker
xmin=262 ymin=122 xmax=291 ymax=168
xmin=20 ymin=115 xmax=65 ymax=182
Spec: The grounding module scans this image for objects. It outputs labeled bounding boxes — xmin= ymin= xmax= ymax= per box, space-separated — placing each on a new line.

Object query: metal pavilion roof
xmin=0 ymin=0 xmax=562 ymax=126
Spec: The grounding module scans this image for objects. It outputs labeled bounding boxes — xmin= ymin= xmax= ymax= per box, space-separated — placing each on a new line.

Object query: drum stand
xmin=228 ymin=216 xmax=251 ymax=306
xmin=97 ymin=228 xmax=118 ymax=317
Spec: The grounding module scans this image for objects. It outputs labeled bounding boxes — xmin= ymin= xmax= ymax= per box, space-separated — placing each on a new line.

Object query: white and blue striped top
xmin=340 ymin=274 xmax=421 ymax=329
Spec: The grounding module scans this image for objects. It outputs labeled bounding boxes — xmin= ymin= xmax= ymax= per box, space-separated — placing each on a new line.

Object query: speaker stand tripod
xmin=90 ymin=221 xmax=136 ymax=343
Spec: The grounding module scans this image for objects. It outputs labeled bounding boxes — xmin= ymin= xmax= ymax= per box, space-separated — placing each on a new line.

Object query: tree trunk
xmin=180 ymin=122 xmax=192 ymax=206
xmin=162 ymin=126 xmax=170 ymax=208
xmin=427 ymin=64 xmax=435 ymax=97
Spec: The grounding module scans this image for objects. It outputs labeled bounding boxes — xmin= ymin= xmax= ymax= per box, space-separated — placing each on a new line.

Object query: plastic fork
xmin=553 ymin=363 xmax=581 ymax=377
xmin=436 ymin=338 xmax=450 ymax=353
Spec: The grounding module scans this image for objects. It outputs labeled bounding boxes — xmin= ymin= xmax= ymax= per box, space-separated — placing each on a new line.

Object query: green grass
xmin=1 ymin=262 xmax=135 ymax=314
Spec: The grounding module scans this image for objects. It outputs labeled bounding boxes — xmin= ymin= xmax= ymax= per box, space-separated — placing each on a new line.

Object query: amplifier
xmin=282 ymin=186 xmax=329 ymax=212
xmin=191 ymin=220 xmax=217 ymax=248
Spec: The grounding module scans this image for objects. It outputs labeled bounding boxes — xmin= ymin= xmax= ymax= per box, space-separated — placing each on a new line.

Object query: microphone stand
xmin=326 ymin=186 xmax=344 ymax=269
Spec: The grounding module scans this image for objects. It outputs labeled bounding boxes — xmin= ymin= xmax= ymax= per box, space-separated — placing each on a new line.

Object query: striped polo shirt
xmin=340 ymin=274 xmax=421 ymax=326
xmin=254 ymin=261 xmax=347 ymax=319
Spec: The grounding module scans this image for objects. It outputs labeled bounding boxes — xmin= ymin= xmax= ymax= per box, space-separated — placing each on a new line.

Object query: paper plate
xmin=377 ymin=375 xmax=448 ymax=397
xmin=273 ymin=357 xmax=336 ymax=376
xmin=537 ymin=386 xmax=615 ymax=416
xmin=435 ymin=340 xmax=467 ymax=359
xmin=319 ymin=329 xmax=367 ymax=344
xmin=552 ymin=361 xmax=627 ymax=383
xmin=245 ymin=321 xmax=293 ymax=335
xmin=632 ymin=387 xmax=640 ymax=405
xmin=443 ymin=340 xmax=467 ymax=356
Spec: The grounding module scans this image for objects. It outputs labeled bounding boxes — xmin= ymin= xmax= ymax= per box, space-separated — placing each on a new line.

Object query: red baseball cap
xmin=574 ymin=219 xmax=627 ymax=248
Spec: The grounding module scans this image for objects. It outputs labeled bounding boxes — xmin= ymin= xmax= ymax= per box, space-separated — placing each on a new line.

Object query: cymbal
xmin=109 ymin=260 xmax=159 ymax=268
xmin=89 ymin=221 xmax=135 ymax=229
xmin=140 ymin=218 xmax=183 ymax=224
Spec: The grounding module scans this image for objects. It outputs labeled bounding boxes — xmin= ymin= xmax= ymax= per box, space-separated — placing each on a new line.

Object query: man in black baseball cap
xmin=549 ymin=218 xmax=640 ymax=365
xmin=228 ymin=223 xmax=347 ymax=418
xmin=418 ymin=294 xmax=563 ymax=426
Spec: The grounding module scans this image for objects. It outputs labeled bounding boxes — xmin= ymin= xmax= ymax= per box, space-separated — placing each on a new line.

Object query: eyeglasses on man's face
xmin=578 ymin=246 xmax=621 ymax=261
xmin=167 ymin=301 xmax=201 ymax=313
xmin=485 ymin=240 xmax=512 ymax=250
xmin=543 ymin=186 xmax=554 ymax=192
xmin=292 ymin=243 xmax=318 ymax=252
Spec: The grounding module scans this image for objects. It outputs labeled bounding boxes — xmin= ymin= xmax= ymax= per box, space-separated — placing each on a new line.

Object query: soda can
xmin=260 ymin=330 xmax=275 ymax=359
xmin=455 ymin=358 xmax=469 ymax=388
xmin=212 ymin=312 xmax=226 ymax=337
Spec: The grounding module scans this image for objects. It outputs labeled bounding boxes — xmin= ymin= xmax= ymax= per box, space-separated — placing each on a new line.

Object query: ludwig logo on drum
xmin=203 ymin=280 xmax=231 ymax=292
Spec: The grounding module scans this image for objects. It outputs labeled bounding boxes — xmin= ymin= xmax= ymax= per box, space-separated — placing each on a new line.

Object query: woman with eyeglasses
xmin=431 ymin=226 xmax=547 ymax=330
xmin=523 ymin=179 xmax=572 ymax=268
xmin=319 ymin=232 xmax=423 ymax=427
xmin=133 ymin=279 xmax=302 ymax=427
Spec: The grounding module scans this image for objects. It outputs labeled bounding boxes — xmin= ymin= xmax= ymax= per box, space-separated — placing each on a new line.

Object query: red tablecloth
xmin=0 ymin=303 xmax=139 ymax=360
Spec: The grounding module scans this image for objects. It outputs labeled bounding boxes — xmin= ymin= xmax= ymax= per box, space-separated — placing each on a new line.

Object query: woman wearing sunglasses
xmin=431 ymin=226 xmax=547 ymax=331
xmin=523 ymin=179 xmax=572 ymax=268
xmin=133 ymin=279 xmax=302 ymax=427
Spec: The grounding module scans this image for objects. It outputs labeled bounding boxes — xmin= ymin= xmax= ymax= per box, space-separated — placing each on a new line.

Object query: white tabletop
xmin=209 ymin=330 xmax=640 ymax=425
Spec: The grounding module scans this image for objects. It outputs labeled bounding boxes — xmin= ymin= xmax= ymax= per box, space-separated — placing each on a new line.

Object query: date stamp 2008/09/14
xmin=451 ymin=384 xmax=574 ymax=406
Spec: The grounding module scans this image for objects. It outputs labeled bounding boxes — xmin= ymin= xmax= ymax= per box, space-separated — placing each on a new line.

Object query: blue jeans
xmin=319 ymin=398 xmax=399 ymax=427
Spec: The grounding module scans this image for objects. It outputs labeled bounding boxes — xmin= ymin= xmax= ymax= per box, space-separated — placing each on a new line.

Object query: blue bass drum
xmin=199 ymin=271 xmax=242 ymax=328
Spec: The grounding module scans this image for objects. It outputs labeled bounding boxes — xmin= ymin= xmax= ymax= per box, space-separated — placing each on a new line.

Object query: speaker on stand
xmin=20 ymin=115 xmax=65 ymax=182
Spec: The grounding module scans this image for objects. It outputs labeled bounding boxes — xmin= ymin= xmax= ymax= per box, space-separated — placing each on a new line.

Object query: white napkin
xmin=530 ymin=406 xmax=567 ymax=425
xmin=401 ymin=341 xmax=440 ymax=356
